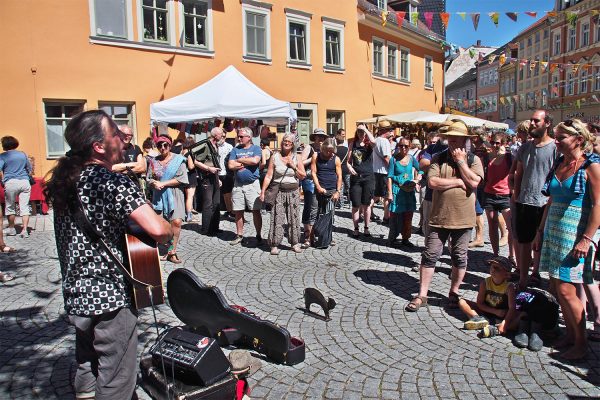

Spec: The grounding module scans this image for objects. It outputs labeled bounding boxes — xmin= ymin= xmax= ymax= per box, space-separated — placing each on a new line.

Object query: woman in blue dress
xmin=387 ymin=137 xmax=422 ymax=246
xmin=534 ymin=119 xmax=600 ymax=360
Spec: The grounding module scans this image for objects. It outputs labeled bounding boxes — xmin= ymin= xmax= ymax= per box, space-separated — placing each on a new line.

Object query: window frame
xmin=568 ymin=26 xmax=576 ymax=51
xmin=386 ymin=41 xmax=398 ymax=79
xmin=372 ymin=37 xmax=385 ymax=76
xmin=285 ymin=12 xmax=311 ymax=66
xmin=98 ymin=102 xmax=137 ymax=136
xmin=178 ymin=0 xmax=213 ymax=50
xmin=582 ymin=21 xmax=590 ymax=47
xmin=399 ymin=46 xmax=410 ymax=82
xmin=242 ymin=3 xmax=271 ymax=62
xmin=88 ymin=0 xmax=134 ymax=40
xmin=567 ymin=72 xmax=575 ymax=95
xmin=138 ymin=0 xmax=175 ymax=45
xmin=43 ymin=100 xmax=86 ymax=159
xmin=326 ymin=110 xmax=345 ymax=137
xmin=553 ymin=31 xmax=561 ymax=56
xmin=424 ymin=55 xmax=433 ymax=88
xmin=322 ymin=20 xmax=344 ymax=71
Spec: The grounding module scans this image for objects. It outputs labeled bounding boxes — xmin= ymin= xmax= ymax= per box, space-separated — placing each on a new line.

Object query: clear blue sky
xmin=446 ymin=0 xmax=555 ymax=48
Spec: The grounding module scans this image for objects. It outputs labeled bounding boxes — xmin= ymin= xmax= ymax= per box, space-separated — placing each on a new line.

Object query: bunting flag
xmin=476 ymin=99 xmax=481 ymax=107
xmin=499 ymin=97 xmax=506 ymax=105
xmin=440 ymin=12 xmax=450 ymax=29
xmin=593 ymin=94 xmax=599 ymax=103
xmin=540 ymin=61 xmax=548 ymax=71
xmin=410 ymin=11 xmax=419 ymax=25
xmin=478 ymin=52 xmax=484 ymax=62
xmin=576 ymin=99 xmax=581 ymax=109
xmin=471 ymin=13 xmax=480 ymax=30
xmin=530 ymin=61 xmax=536 ymax=71
xmin=488 ymin=12 xmax=499 ymax=27
xmin=469 ymin=48 xmax=476 ymax=59
xmin=499 ymin=54 xmax=506 ymax=65
xmin=550 ymin=63 xmax=558 ymax=73
xmin=547 ymin=11 xmax=558 ymax=18
xmin=525 ymin=11 xmax=537 ymax=18
xmin=572 ymin=64 xmax=580 ymax=73
xmin=381 ymin=10 xmax=389 ymax=27
xmin=463 ymin=99 xmax=469 ymax=108
xmin=506 ymin=12 xmax=518 ymax=22
xmin=508 ymin=42 xmax=519 ymax=50
xmin=552 ymin=86 xmax=559 ymax=96
xmin=592 ymin=10 xmax=600 ymax=17
xmin=457 ymin=12 xmax=466 ymax=21
xmin=488 ymin=54 xmax=497 ymax=64
xmin=507 ymin=96 xmax=513 ymax=105
xmin=395 ymin=11 xmax=406 ymax=27
xmin=513 ymin=95 xmax=519 ymax=103
xmin=424 ymin=12 xmax=434 ymax=29
xmin=566 ymin=11 xmax=579 ymax=27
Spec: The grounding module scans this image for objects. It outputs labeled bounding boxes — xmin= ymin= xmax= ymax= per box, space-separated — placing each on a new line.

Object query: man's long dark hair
xmin=44 ymin=110 xmax=113 ymax=212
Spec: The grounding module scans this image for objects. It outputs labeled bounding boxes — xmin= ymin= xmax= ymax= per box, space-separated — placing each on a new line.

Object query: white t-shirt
xmin=372 ymin=137 xmax=391 ymax=174
xmin=217 ymin=141 xmax=233 ymax=176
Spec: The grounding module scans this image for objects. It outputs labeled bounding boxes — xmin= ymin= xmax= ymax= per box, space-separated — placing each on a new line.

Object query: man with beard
xmin=512 ymin=109 xmax=556 ymax=288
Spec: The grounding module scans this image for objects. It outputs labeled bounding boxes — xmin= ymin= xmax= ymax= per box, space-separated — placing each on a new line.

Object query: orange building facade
xmin=0 ymin=0 xmax=444 ymax=176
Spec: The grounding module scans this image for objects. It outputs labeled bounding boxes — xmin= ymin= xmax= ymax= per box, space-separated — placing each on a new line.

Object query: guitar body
xmin=124 ymin=225 xmax=164 ymax=309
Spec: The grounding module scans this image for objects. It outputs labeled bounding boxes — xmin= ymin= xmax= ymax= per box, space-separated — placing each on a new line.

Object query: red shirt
xmin=484 ymin=154 xmax=511 ymax=195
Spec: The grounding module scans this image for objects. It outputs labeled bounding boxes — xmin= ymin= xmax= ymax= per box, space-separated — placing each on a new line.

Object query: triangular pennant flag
xmin=566 ymin=11 xmax=579 ymax=27
xmin=541 ymin=61 xmax=548 ymax=71
xmin=581 ymin=98 xmax=587 ymax=103
xmin=471 ymin=13 xmax=480 ymax=30
xmin=530 ymin=61 xmax=536 ymax=71
xmin=424 ymin=12 xmax=434 ymax=29
xmin=463 ymin=99 xmax=469 ymax=108
xmin=478 ymin=52 xmax=484 ymax=62
xmin=576 ymin=99 xmax=581 ymax=109
xmin=500 ymin=97 xmax=506 ymax=105
xmin=507 ymin=96 xmax=513 ymax=105
xmin=381 ymin=10 xmax=389 ymax=27
xmin=591 ymin=10 xmax=599 ymax=17
xmin=513 ymin=95 xmax=520 ymax=103
xmin=506 ymin=12 xmax=518 ymax=22
xmin=488 ymin=12 xmax=499 ymax=27
xmin=410 ymin=12 xmax=419 ymax=25
xmin=469 ymin=48 xmax=476 ymax=59
xmin=476 ymin=99 xmax=481 ymax=107
xmin=547 ymin=11 xmax=558 ymax=18
xmin=499 ymin=54 xmax=506 ymax=65
xmin=550 ymin=63 xmax=557 ymax=73
xmin=508 ymin=42 xmax=519 ymax=50
xmin=525 ymin=12 xmax=537 ymax=18
xmin=457 ymin=12 xmax=466 ymax=21
xmin=584 ymin=63 xmax=592 ymax=71
xmin=572 ymin=64 xmax=580 ymax=73
xmin=440 ymin=12 xmax=450 ymax=29
xmin=592 ymin=94 xmax=599 ymax=103
xmin=488 ymin=54 xmax=497 ymax=64
xmin=395 ymin=11 xmax=406 ymax=27
xmin=552 ymin=86 xmax=559 ymax=96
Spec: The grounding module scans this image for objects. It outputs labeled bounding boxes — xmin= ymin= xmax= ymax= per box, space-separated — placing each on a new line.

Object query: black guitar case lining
xmin=166 ymin=269 xmax=305 ymax=365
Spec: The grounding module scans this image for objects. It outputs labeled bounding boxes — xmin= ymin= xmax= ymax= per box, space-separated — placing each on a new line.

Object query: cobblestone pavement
xmin=1 ymin=208 xmax=599 ymax=399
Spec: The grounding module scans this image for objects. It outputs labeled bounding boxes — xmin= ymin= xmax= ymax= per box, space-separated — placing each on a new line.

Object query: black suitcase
xmin=140 ymin=355 xmax=236 ymax=400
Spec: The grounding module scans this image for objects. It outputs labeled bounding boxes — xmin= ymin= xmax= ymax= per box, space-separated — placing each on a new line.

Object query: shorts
xmin=219 ymin=174 xmax=234 ymax=194
xmin=514 ymin=202 xmax=545 ymax=243
xmin=421 ymin=227 xmax=471 ymax=269
xmin=374 ymin=173 xmax=388 ymax=197
xmin=4 ymin=179 xmax=31 ymax=216
xmin=483 ymin=193 xmax=510 ymax=212
xmin=350 ymin=175 xmax=374 ymax=207
xmin=232 ymin=180 xmax=262 ymax=211
xmin=475 ymin=186 xmax=484 ymax=215
xmin=186 ymin=171 xmax=198 ymax=188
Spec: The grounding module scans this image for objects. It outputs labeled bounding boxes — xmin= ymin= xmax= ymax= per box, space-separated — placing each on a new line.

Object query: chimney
xmin=476 ymin=40 xmax=481 ymax=46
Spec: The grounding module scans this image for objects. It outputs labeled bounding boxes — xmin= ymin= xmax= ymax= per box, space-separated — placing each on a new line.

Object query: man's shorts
xmin=421 ymin=227 xmax=471 ymax=269
xmin=514 ymin=202 xmax=545 ymax=243
xmin=483 ymin=193 xmax=510 ymax=212
xmin=232 ymin=180 xmax=262 ymax=211
xmin=373 ymin=172 xmax=388 ymax=197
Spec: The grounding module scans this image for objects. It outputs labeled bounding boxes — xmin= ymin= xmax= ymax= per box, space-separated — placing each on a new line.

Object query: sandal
xmin=0 ymin=246 xmax=16 ymax=253
xmin=0 ymin=272 xmax=15 ymax=283
xmin=300 ymin=241 xmax=311 ymax=249
xmin=405 ymin=296 xmax=427 ymax=312
xmin=166 ymin=252 xmax=182 ymax=264
xmin=352 ymin=227 xmax=360 ymax=238
xmin=447 ymin=292 xmax=460 ymax=309
xmin=363 ymin=227 xmax=371 ymax=237
xmin=292 ymin=244 xmax=303 ymax=253
xmin=270 ymin=247 xmax=280 ymax=256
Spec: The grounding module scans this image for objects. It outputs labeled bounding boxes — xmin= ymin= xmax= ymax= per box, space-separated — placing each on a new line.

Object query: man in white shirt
xmin=372 ymin=120 xmax=394 ymax=224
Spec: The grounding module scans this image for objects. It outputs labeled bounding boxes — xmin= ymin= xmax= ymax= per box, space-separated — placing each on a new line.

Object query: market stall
xmin=357 ymin=110 xmax=509 ymax=130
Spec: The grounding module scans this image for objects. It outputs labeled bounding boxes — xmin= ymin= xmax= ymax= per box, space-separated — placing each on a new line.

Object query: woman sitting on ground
xmin=260 ymin=134 xmax=306 ymax=255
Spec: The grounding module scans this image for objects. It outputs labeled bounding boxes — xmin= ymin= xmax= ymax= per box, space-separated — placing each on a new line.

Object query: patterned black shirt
xmin=54 ymin=164 xmax=147 ymax=316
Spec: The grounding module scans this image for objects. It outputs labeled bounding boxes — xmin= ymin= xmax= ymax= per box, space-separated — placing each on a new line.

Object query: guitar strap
xmin=70 ymin=196 xmax=155 ymax=290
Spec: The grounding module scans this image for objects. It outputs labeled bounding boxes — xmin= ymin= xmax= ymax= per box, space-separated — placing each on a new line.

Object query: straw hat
xmin=228 ymin=349 xmax=262 ymax=375
xmin=440 ymin=120 xmax=471 ymax=137
xmin=310 ymin=128 xmax=328 ymax=141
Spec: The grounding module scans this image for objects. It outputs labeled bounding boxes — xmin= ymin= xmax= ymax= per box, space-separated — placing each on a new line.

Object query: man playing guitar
xmin=44 ymin=110 xmax=172 ymax=400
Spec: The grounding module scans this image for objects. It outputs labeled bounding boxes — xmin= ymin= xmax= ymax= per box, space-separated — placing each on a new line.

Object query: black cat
xmin=303 ymin=287 xmax=336 ymax=321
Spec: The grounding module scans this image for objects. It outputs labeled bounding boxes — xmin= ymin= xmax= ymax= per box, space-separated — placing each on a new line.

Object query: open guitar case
xmin=167 ymin=268 xmax=305 ymax=366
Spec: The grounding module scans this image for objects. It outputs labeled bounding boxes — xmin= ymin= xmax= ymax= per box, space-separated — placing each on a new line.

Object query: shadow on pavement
xmin=353 ymin=269 xmax=419 ymax=302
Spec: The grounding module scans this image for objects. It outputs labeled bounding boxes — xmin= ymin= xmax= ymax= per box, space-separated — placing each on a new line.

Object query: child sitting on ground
xmin=458 ymin=257 xmax=516 ymax=334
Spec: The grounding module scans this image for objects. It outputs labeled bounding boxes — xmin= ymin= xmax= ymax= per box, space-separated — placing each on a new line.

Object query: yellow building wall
xmin=0 ymin=0 xmax=443 ymax=176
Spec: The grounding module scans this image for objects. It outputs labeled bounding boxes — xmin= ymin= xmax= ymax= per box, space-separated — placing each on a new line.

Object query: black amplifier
xmin=150 ymin=327 xmax=230 ymax=387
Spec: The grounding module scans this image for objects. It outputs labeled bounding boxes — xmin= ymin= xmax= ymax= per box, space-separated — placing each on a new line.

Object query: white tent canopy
xmin=150 ymin=65 xmax=297 ymax=124
xmin=358 ymin=111 xmax=508 ymax=130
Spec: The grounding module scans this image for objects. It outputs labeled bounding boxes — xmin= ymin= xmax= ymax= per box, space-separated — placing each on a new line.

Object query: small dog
xmin=304 ymin=288 xmax=336 ymax=321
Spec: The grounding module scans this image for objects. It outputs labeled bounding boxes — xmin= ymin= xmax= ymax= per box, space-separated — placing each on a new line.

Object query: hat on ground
xmin=310 ymin=128 xmax=328 ymax=141
xmin=440 ymin=120 xmax=471 ymax=137
xmin=228 ymin=350 xmax=262 ymax=375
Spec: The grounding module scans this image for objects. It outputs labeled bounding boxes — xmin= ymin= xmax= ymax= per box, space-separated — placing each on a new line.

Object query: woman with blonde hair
xmin=534 ymin=119 xmax=600 ymax=359
xmin=260 ymin=133 xmax=306 ymax=255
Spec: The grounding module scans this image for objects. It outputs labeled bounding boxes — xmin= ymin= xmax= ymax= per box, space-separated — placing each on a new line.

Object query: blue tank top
xmin=316 ymin=154 xmax=337 ymax=191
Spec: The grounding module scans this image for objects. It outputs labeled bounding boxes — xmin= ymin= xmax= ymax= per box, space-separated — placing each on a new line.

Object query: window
xmin=568 ymin=27 xmax=576 ymax=51
xmin=44 ymin=101 xmax=85 ymax=157
xmin=377 ymin=0 xmax=387 ymax=10
xmin=594 ymin=67 xmax=600 ymax=91
xmin=92 ymin=0 xmax=128 ymax=39
xmin=527 ymin=37 xmax=532 ymax=46
xmin=399 ymin=48 xmax=409 ymax=81
xmin=182 ymin=0 xmax=208 ymax=48
xmin=424 ymin=56 xmax=433 ymax=87
xmin=544 ymin=29 xmax=549 ymax=39
xmin=387 ymin=43 xmax=397 ymax=79
xmin=372 ymin=39 xmax=384 ymax=75
xmin=580 ymin=70 xmax=588 ymax=93
xmin=567 ymin=72 xmax=575 ymax=95
xmin=99 ymin=103 xmax=135 ymax=130
xmin=554 ymin=32 xmax=561 ymax=55
xmin=324 ymin=26 xmax=343 ymax=69
xmin=142 ymin=0 xmax=169 ymax=42
xmin=582 ymin=22 xmax=589 ymax=47
xmin=288 ymin=22 xmax=307 ymax=63
xmin=551 ymin=74 xmax=559 ymax=98
xmin=326 ymin=111 xmax=345 ymax=136
xmin=535 ymin=32 xmax=540 ymax=43
xmin=243 ymin=5 xmax=270 ymax=60
xmin=596 ymin=22 xmax=600 ymax=43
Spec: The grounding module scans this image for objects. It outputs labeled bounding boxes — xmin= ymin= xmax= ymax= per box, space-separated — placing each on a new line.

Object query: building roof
xmin=446 ymin=67 xmax=477 ymax=91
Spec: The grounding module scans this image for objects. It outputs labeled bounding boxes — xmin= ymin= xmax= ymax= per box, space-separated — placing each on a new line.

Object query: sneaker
xmin=464 ymin=316 xmax=489 ymax=330
xmin=20 ymin=231 xmax=30 ymax=238
xmin=370 ymin=214 xmax=381 ymax=222
xmin=230 ymin=236 xmax=243 ymax=246
xmin=479 ymin=325 xmax=500 ymax=339
xmin=401 ymin=239 xmax=415 ymax=248
xmin=255 ymin=235 xmax=263 ymax=246
xmin=3 ymin=228 xmax=16 ymax=236
xmin=528 ymin=332 xmax=543 ymax=351
xmin=514 ymin=332 xmax=529 ymax=348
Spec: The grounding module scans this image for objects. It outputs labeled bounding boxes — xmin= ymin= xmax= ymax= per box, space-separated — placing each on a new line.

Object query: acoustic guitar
xmin=124 ymin=223 xmax=165 ymax=309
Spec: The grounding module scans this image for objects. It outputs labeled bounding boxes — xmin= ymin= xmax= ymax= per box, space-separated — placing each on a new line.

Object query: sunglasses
xmin=562 ymin=119 xmax=581 ymax=134
xmin=157 ymin=142 xmax=171 ymax=149
xmin=492 ymin=141 xmax=503 ymax=145
xmin=237 ymin=135 xmax=250 ymax=139
xmin=397 ymin=144 xmax=409 ymax=148
xmin=530 ymin=118 xmax=541 ymax=123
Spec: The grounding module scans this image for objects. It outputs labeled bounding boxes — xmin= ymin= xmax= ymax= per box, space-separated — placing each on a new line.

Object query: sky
xmin=446 ymin=0 xmax=555 ymax=48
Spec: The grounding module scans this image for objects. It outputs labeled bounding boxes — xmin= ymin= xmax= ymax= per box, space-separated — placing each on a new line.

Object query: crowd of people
xmin=1 ymin=108 xmax=599 ymax=398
